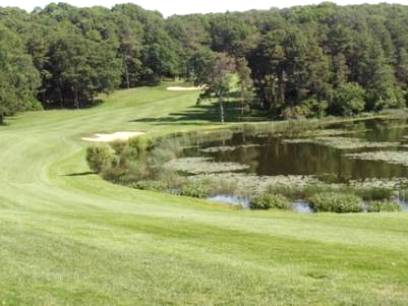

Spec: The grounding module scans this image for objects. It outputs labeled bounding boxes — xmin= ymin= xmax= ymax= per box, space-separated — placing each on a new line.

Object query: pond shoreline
xmin=87 ymin=110 xmax=408 ymax=214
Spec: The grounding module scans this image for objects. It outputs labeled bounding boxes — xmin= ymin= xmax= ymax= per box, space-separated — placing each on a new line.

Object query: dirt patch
xmin=82 ymin=131 xmax=145 ymax=143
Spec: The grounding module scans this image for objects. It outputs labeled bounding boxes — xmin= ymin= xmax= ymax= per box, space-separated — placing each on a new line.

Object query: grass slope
xmin=1 ymin=84 xmax=408 ymax=305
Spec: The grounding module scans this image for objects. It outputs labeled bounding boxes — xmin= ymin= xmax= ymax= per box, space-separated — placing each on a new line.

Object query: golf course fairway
xmin=1 ymin=84 xmax=408 ymax=305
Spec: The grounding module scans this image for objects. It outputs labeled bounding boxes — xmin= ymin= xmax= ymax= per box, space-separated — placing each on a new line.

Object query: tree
xmin=197 ymin=53 xmax=236 ymax=123
xmin=236 ymin=58 xmax=254 ymax=115
xmin=331 ymin=83 xmax=366 ymax=116
xmin=113 ymin=13 xmax=144 ymax=88
xmin=3 ymin=2 xmax=408 ymax=120
xmin=209 ymin=13 xmax=256 ymax=57
xmin=0 ymin=25 xmax=40 ymax=124
xmin=187 ymin=48 xmax=216 ymax=85
xmin=43 ymin=23 xmax=121 ymax=108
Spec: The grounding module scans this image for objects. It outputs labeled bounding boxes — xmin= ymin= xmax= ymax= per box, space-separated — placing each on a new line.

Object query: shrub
xmin=308 ymin=192 xmax=364 ymax=213
xmin=128 ymin=136 xmax=152 ymax=156
xmin=149 ymin=138 xmax=183 ymax=169
xmin=356 ymin=188 xmax=394 ymax=201
xmin=110 ymin=140 xmax=128 ymax=155
xmin=265 ymin=184 xmax=299 ymax=200
xmin=180 ymin=182 xmax=210 ymax=198
xmin=157 ymin=169 xmax=186 ymax=190
xmin=101 ymin=166 xmax=126 ymax=182
xmin=86 ymin=145 xmax=114 ymax=173
xmin=250 ymin=193 xmax=291 ymax=210
xmin=367 ymin=201 xmax=401 ymax=213
xmin=283 ymin=98 xmax=328 ymax=119
xmin=132 ymin=180 xmax=169 ymax=192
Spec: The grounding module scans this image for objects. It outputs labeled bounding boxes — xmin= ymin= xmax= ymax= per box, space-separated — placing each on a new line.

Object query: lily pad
xmin=165 ymin=157 xmax=250 ymax=174
xmin=346 ymin=151 xmax=408 ymax=167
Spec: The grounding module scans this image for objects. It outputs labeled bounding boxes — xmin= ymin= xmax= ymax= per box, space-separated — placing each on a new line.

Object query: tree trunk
xmin=124 ymin=60 xmax=130 ymax=89
xmin=240 ymin=84 xmax=245 ymax=117
xmin=219 ymin=98 xmax=225 ymax=124
xmin=58 ymin=79 xmax=64 ymax=108
xmin=0 ymin=113 xmax=4 ymax=125
xmin=73 ymin=87 xmax=79 ymax=109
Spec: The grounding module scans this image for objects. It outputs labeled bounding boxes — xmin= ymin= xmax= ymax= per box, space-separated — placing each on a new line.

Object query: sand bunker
xmin=82 ymin=131 xmax=145 ymax=143
xmin=166 ymin=86 xmax=203 ymax=92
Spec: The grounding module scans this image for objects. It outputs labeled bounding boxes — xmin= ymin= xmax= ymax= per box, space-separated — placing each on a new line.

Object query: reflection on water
xmin=293 ymin=200 xmax=313 ymax=214
xmin=186 ymin=118 xmax=408 ymax=183
xmin=207 ymin=195 xmax=250 ymax=209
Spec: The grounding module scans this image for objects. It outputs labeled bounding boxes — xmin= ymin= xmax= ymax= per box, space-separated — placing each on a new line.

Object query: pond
xmin=161 ymin=117 xmax=408 ymax=212
xmin=183 ymin=118 xmax=408 ymax=183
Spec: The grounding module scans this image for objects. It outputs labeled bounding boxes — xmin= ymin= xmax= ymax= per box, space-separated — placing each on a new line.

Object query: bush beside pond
xmin=250 ymin=193 xmax=291 ymax=210
xmin=356 ymin=188 xmax=394 ymax=201
xmin=86 ymin=145 xmax=114 ymax=173
xmin=308 ymin=192 xmax=364 ymax=213
xmin=180 ymin=182 xmax=211 ymax=198
xmin=367 ymin=201 xmax=401 ymax=213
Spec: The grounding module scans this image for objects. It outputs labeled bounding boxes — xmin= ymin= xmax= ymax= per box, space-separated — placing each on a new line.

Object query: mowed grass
xmin=1 ymin=84 xmax=408 ymax=305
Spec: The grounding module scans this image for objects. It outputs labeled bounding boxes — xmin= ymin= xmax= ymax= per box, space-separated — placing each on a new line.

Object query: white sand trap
xmin=166 ymin=86 xmax=203 ymax=92
xmin=82 ymin=131 xmax=145 ymax=143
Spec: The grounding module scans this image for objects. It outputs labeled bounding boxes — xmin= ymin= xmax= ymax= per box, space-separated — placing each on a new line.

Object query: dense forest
xmin=2 ymin=2 xmax=408 ymax=123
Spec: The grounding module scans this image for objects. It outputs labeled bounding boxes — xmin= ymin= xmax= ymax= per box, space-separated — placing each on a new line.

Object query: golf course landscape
xmin=1 ymin=84 xmax=408 ymax=305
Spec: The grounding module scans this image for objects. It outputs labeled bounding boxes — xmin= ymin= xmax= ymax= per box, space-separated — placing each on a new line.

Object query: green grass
xmin=1 ymin=83 xmax=408 ymax=305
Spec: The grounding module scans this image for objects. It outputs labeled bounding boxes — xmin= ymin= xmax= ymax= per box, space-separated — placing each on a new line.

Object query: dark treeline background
xmin=2 ymin=2 xmax=408 ymax=123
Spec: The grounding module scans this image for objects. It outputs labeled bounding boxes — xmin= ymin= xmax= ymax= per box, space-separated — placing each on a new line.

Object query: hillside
xmin=0 ymin=86 xmax=408 ymax=305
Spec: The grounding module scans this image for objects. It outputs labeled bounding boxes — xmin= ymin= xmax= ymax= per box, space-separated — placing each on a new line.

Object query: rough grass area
xmin=1 ymin=83 xmax=408 ymax=305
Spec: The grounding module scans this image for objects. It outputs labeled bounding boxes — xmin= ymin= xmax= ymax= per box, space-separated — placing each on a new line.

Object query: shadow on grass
xmin=130 ymin=103 xmax=267 ymax=125
xmin=63 ymin=171 xmax=95 ymax=177
xmin=43 ymin=99 xmax=104 ymax=110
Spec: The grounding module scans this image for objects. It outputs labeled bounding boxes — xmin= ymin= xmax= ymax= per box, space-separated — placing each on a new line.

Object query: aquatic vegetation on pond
xmin=191 ymin=173 xmax=321 ymax=194
xmin=165 ymin=157 xmax=250 ymax=174
xmin=284 ymin=137 xmax=399 ymax=150
xmin=349 ymin=178 xmax=408 ymax=190
xmin=200 ymin=146 xmax=237 ymax=153
xmin=300 ymin=129 xmax=363 ymax=137
xmin=200 ymin=144 xmax=261 ymax=153
xmin=346 ymin=151 xmax=408 ymax=167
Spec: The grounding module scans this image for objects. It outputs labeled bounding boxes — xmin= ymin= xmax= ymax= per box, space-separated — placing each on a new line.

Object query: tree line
xmin=2 ymin=2 xmax=408 ymax=123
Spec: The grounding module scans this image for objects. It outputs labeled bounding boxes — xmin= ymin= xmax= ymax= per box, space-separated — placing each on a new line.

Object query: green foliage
xmin=250 ymin=193 xmax=291 ymax=210
xmin=356 ymin=188 xmax=394 ymax=201
xmin=283 ymin=98 xmax=328 ymax=119
xmin=132 ymin=180 xmax=170 ymax=192
xmin=86 ymin=145 xmax=114 ymax=173
xmin=149 ymin=138 xmax=183 ymax=170
xmin=128 ymin=136 xmax=153 ymax=158
xmin=331 ymin=83 xmax=366 ymax=116
xmin=308 ymin=192 xmax=364 ymax=213
xmin=196 ymin=52 xmax=236 ymax=122
xmin=180 ymin=181 xmax=210 ymax=198
xmin=3 ymin=3 xmax=408 ymax=120
xmin=367 ymin=201 xmax=401 ymax=213
xmin=0 ymin=24 xmax=40 ymax=123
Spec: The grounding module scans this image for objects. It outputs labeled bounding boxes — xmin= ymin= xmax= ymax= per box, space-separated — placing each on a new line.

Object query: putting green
xmin=1 ymin=84 xmax=408 ymax=305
